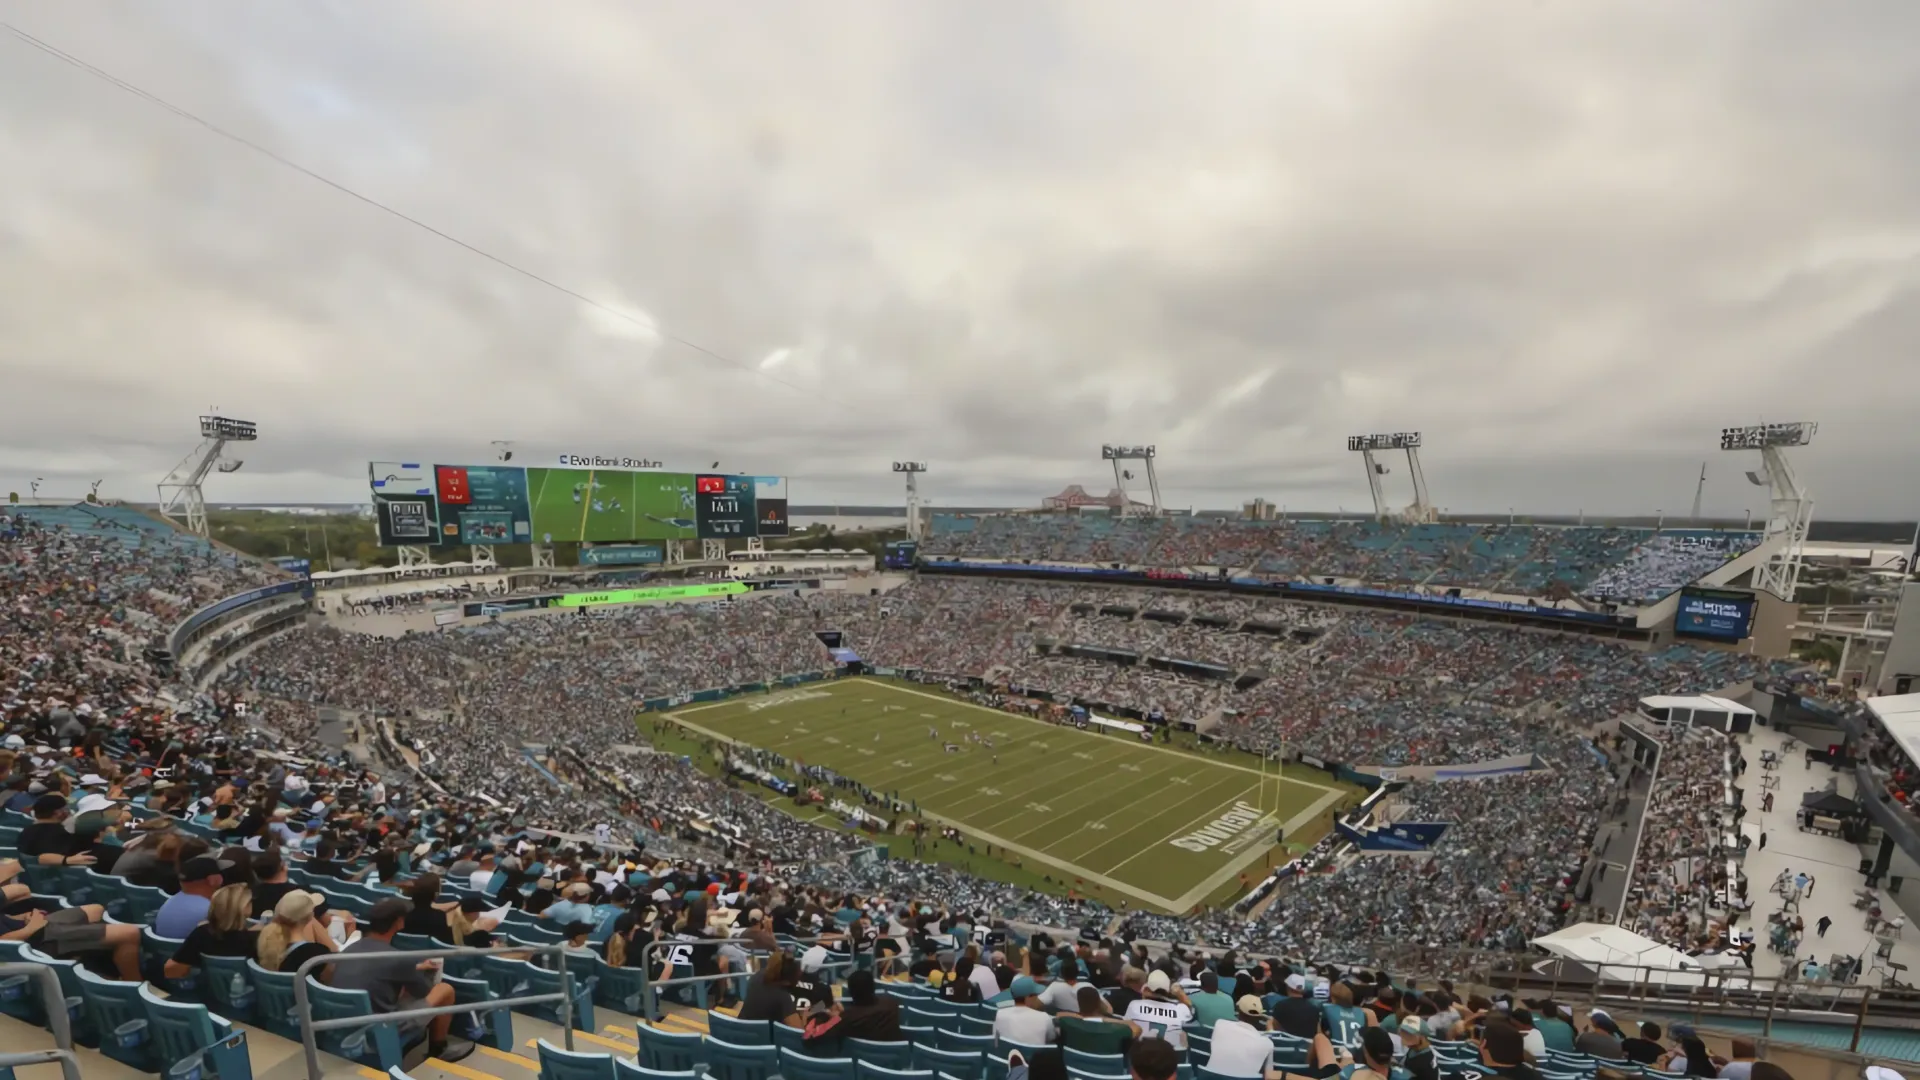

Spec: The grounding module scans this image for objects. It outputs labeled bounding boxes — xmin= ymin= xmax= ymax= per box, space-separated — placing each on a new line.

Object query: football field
xmin=663 ymin=678 xmax=1348 ymax=912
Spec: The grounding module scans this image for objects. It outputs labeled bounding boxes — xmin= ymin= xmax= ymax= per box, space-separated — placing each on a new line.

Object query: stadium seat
xmin=782 ymin=1047 xmax=857 ymax=1080
xmin=635 ymin=1023 xmax=709 ymax=1073
xmin=1061 ymin=1049 xmax=1126 ymax=1075
xmin=704 ymin=1037 xmax=780 ymax=1080
xmin=138 ymin=983 xmax=253 ymax=1080
xmin=245 ymin=960 xmax=303 ymax=1042
xmin=141 ymin=926 xmax=201 ymax=1000
xmin=304 ymin=976 xmax=406 ymax=1070
xmin=442 ymin=972 xmax=513 ymax=1049
xmin=595 ymin=956 xmax=649 ymax=1016
xmin=858 ymin=1064 xmax=937 ymax=1080
xmin=847 ymin=1037 xmax=915 ymax=1070
xmin=709 ymin=1009 xmax=773 ymax=1045
xmin=768 ymin=1014 xmax=814 ymax=1053
xmin=200 ymin=954 xmax=256 ymax=1023
xmin=537 ymin=1037 xmax=620 ymax=1080
xmin=615 ymin=1062 xmax=701 ymax=1080
xmin=912 ymin=1044 xmax=985 ymax=1080
xmin=74 ymin=967 xmax=153 ymax=1071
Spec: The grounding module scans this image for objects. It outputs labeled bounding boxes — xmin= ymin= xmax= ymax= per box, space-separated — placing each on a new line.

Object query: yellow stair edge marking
xmin=356 ymin=1069 xmax=387 ymax=1080
xmin=426 ymin=1057 xmax=504 ymax=1080
xmin=658 ymin=1014 xmax=709 ymax=1032
xmin=476 ymin=1043 xmax=543 ymax=1069
xmin=524 ymin=1029 xmax=636 ymax=1053
xmin=602 ymin=1025 xmax=641 ymax=1041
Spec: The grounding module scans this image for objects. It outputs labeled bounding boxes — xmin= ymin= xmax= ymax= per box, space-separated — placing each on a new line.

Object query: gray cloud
xmin=1 ymin=0 xmax=1916 ymax=518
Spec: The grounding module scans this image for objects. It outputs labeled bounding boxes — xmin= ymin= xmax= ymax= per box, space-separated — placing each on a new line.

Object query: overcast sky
xmin=2 ymin=2 xmax=1916 ymax=518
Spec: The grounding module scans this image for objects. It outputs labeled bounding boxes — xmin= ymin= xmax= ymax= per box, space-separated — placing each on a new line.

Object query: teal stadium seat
xmin=138 ymin=983 xmax=253 ymax=1080
xmin=536 ymin=1038 xmax=620 ymax=1080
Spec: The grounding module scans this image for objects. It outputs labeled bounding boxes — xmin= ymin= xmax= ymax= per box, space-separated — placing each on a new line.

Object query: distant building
xmin=1040 ymin=484 xmax=1151 ymax=513
xmin=1243 ymin=498 xmax=1278 ymax=521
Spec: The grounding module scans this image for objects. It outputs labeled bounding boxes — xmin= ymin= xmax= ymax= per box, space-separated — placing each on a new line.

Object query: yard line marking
xmin=865 ymin=679 xmax=1340 ymax=795
xmin=668 ymin=706 xmax=1185 ymax=909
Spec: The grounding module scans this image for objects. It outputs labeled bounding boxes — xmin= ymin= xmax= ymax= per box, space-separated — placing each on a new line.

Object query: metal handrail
xmin=0 ymin=1049 xmax=82 ymax=1080
xmin=292 ymin=941 xmax=578 ymax=1080
xmin=632 ymin=931 xmax=852 ymax=1019
xmin=0 ymin=962 xmax=79 ymax=1080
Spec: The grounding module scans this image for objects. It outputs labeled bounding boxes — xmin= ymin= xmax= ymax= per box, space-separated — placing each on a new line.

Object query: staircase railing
xmin=292 ymin=942 xmax=577 ymax=1080
xmin=0 ymin=962 xmax=81 ymax=1080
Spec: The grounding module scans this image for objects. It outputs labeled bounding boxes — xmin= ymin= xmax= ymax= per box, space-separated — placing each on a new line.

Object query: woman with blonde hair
xmin=257 ymin=890 xmax=353 ymax=980
xmin=164 ymin=883 xmax=257 ymax=980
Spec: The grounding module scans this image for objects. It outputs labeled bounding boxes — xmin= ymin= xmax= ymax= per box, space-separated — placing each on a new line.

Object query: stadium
xmin=7 ymin=409 xmax=1920 ymax=1080
xmin=9 ymin=6 xmax=1920 ymax=1079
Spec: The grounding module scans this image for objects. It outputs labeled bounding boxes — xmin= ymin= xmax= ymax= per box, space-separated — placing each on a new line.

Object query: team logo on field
xmin=1169 ymin=800 xmax=1277 ymax=854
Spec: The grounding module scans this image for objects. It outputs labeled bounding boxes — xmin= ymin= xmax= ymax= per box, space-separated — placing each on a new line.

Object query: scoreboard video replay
xmin=369 ymin=461 xmax=789 ymax=546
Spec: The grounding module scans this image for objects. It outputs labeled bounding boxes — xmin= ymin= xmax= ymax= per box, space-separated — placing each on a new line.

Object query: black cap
xmin=180 ymin=856 xmax=234 ymax=883
xmin=32 ymin=794 xmax=68 ymax=817
xmin=366 ymin=897 xmax=413 ymax=929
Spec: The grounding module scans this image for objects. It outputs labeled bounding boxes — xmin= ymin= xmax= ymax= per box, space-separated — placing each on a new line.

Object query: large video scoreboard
xmin=1674 ymin=586 xmax=1756 ymax=643
xmin=371 ymin=461 xmax=789 ymax=546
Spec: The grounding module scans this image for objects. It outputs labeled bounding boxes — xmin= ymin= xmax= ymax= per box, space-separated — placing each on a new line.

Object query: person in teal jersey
xmin=1188 ymin=971 xmax=1238 ymax=1032
xmin=1321 ymin=981 xmax=1371 ymax=1052
xmin=1530 ymin=1001 xmax=1577 ymax=1053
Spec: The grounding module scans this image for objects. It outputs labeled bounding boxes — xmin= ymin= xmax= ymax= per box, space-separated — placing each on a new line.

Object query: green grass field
xmin=525 ymin=468 xmax=697 ymax=543
xmin=664 ymin=678 xmax=1348 ymax=912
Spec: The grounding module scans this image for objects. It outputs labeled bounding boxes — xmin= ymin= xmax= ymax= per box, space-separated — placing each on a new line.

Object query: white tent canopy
xmin=1530 ymin=922 xmax=1720 ymax=986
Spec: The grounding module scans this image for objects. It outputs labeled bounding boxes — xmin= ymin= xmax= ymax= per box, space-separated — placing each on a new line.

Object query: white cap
xmin=1285 ymin=973 xmax=1307 ymax=992
xmin=78 ymin=774 xmax=107 ymax=787
xmin=1146 ymin=970 xmax=1172 ymax=992
xmin=73 ymin=793 xmax=118 ymax=816
xmin=801 ymin=945 xmax=831 ymax=972
xmin=1865 ymin=1069 xmax=1905 ymax=1080
xmin=1 ymin=735 xmax=24 ymax=749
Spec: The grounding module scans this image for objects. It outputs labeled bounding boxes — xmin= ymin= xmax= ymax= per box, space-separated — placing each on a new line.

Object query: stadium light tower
xmin=1720 ymin=421 xmax=1818 ymax=601
xmin=893 ymin=461 xmax=928 ymax=539
xmin=1101 ymin=444 xmax=1161 ymax=517
xmin=157 ymin=415 xmax=257 ymax=538
xmin=1346 ymin=432 xmax=1434 ymax=523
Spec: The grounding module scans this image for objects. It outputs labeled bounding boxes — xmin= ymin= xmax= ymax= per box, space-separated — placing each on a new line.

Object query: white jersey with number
xmin=1124 ymin=998 xmax=1195 ymax=1050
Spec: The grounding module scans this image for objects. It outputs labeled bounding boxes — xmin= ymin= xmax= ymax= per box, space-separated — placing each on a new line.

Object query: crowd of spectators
xmin=0 ymin=502 xmax=1799 ymax=1006
xmin=1620 ymin=730 xmax=1740 ymax=950
xmin=922 ymin=514 xmax=1761 ymax=604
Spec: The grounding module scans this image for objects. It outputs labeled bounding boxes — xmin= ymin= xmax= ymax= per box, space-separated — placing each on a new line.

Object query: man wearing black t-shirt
xmin=1270 ymin=973 xmax=1325 ymax=1041
xmin=1619 ymin=1021 xmax=1665 ymax=1065
xmin=17 ymin=796 xmax=94 ymax=867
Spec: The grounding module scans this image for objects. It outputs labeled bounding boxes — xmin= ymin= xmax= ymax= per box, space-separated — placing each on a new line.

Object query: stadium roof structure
xmin=1868 ymin=693 xmax=1920 ymax=766
xmin=1640 ymin=694 xmax=1757 ymax=717
xmin=1531 ymin=921 xmax=1715 ymax=985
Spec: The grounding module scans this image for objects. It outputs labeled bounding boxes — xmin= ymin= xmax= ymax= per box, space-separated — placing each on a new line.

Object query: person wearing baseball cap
xmin=1272 ymin=971 xmax=1323 ymax=1041
xmin=994 ymin=974 xmax=1058 ymax=1047
xmin=1123 ymin=969 xmax=1195 ymax=1051
xmin=1577 ymin=1009 xmax=1625 ymax=1059
xmin=1204 ymin=995 xmax=1277 ymax=1077
xmin=154 ymin=855 xmax=233 ymax=937
xmin=331 ymin=896 xmax=474 ymax=1064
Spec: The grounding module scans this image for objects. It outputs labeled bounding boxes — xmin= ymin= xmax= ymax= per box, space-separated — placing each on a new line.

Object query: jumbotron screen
xmin=370 ymin=461 xmax=789 ymax=546
xmin=1674 ymin=586 xmax=1756 ymax=643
